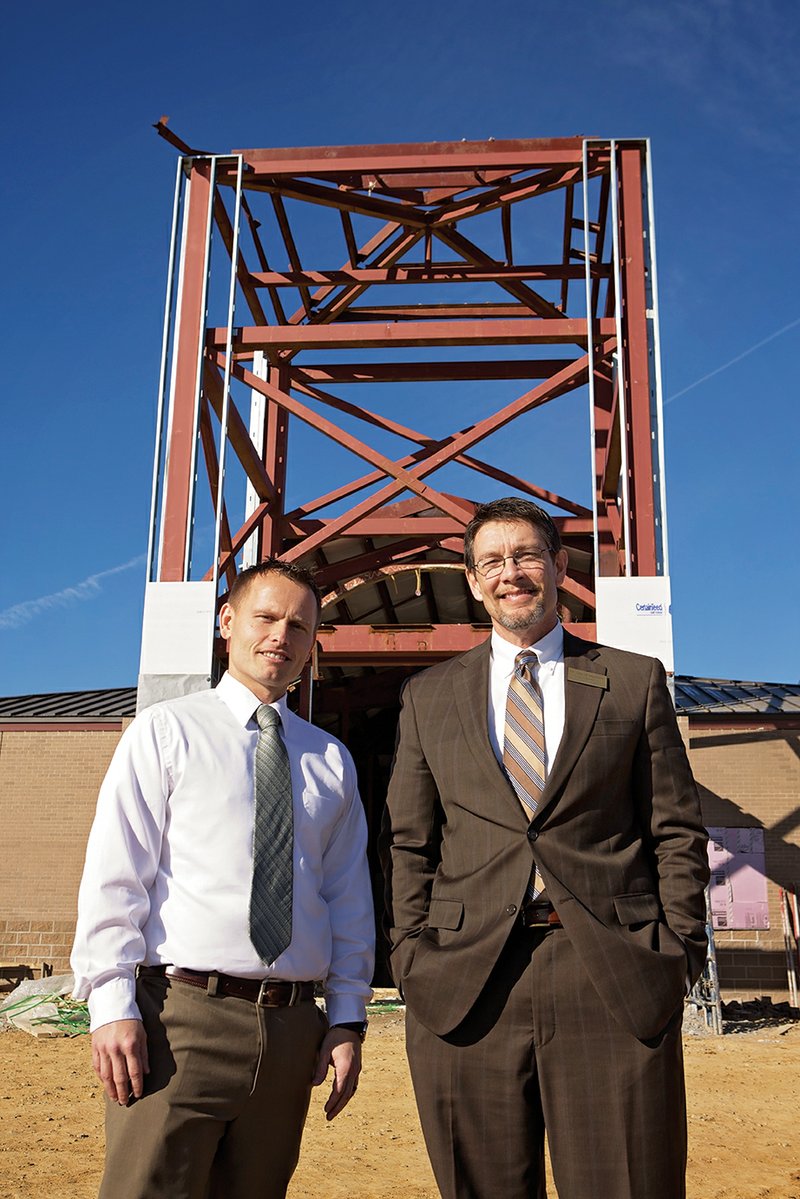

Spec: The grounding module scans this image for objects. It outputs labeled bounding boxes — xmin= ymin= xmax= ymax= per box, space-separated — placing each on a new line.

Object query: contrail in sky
xmin=0 ymin=555 xmax=146 ymax=631
xmin=665 ymin=316 xmax=800 ymax=404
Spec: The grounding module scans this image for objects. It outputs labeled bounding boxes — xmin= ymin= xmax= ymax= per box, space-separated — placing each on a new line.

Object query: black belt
xmin=139 ymin=965 xmax=316 ymax=1006
xmin=521 ymin=901 xmax=562 ymax=929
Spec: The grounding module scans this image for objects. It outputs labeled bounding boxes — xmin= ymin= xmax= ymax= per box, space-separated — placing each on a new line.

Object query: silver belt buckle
xmin=256 ymin=979 xmax=300 ymax=1006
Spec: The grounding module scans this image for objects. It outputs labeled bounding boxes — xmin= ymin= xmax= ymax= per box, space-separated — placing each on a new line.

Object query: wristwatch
xmin=332 ymin=1020 xmax=368 ymax=1042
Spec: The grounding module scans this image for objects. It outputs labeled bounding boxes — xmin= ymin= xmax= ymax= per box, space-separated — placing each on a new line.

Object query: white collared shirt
xmin=487 ymin=622 xmax=566 ymax=772
xmin=71 ymin=672 xmax=375 ymax=1031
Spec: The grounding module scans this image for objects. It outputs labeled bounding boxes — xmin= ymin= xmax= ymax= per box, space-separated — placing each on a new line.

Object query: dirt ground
xmin=1 ymin=1011 xmax=798 ymax=1199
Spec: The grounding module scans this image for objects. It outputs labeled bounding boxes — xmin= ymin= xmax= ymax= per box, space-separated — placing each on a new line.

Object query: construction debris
xmin=0 ymin=972 xmax=89 ymax=1037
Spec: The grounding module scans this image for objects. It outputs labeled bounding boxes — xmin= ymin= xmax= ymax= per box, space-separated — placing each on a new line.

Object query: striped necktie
xmin=503 ymin=650 xmax=546 ymax=902
xmin=250 ymin=703 xmax=293 ymax=965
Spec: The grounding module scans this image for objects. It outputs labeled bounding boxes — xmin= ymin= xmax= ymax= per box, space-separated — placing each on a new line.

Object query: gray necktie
xmin=250 ymin=703 xmax=293 ymax=965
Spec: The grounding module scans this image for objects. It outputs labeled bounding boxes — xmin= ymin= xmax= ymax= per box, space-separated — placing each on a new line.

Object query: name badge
xmin=567 ymin=667 xmax=609 ymax=690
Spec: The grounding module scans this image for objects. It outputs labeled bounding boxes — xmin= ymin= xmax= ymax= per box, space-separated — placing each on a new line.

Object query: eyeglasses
xmin=472 ymin=549 xmax=552 ymax=579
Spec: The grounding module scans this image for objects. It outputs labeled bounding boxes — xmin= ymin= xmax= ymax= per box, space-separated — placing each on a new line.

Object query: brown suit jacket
xmin=381 ymin=631 xmax=710 ymax=1042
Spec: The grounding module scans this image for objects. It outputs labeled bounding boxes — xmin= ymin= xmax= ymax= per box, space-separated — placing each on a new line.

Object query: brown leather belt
xmin=521 ymin=901 xmax=562 ymax=929
xmin=139 ymin=965 xmax=315 ymax=1006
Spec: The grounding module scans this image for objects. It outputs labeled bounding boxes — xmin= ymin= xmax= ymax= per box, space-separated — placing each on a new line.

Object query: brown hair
xmin=463 ymin=497 xmax=562 ymax=570
xmin=227 ymin=558 xmax=322 ymax=620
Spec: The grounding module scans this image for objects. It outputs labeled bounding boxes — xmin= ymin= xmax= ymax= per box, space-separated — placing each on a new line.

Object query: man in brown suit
xmin=381 ymin=497 xmax=709 ymax=1199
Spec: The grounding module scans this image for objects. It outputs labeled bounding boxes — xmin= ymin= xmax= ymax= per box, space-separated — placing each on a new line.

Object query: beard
xmin=494 ymin=594 xmax=546 ymax=632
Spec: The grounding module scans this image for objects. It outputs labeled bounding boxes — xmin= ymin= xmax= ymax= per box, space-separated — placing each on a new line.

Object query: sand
xmin=0 ymin=1011 xmax=798 ymax=1199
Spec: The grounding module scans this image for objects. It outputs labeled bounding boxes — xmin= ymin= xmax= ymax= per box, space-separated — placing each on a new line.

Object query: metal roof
xmin=673 ymin=677 xmax=800 ymax=715
xmin=1 ymin=676 xmax=798 ymax=720
xmin=0 ymin=687 xmax=137 ymax=720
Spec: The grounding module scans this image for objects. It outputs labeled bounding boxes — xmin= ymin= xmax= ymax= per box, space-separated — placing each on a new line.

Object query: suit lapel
xmin=452 ymin=631 xmax=608 ymax=826
xmin=453 ymin=641 xmax=528 ymax=825
xmin=537 ymin=632 xmax=606 ymax=815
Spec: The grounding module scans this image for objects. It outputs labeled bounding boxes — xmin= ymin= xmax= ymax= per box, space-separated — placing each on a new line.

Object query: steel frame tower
xmin=139 ymin=129 xmax=673 ymax=710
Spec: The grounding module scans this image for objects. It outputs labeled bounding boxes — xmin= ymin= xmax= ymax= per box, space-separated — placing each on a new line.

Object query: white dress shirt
xmin=72 ymin=672 xmax=375 ymax=1031
xmin=487 ymin=621 xmax=566 ymax=772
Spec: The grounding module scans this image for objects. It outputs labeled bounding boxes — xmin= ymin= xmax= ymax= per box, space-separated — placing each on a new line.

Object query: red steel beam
xmin=380 ymin=495 xmax=463 ymax=518
xmin=590 ymin=172 xmax=611 ymax=320
xmin=250 ymin=264 xmax=606 ymax=287
xmin=202 ymin=359 xmax=277 ymax=502
xmin=270 ymin=193 xmax=314 ymax=317
xmin=597 ymin=375 xmax=621 ymax=501
xmin=315 ymin=623 xmax=492 ymax=662
xmin=292 ymin=361 xmax=574 ymax=383
xmin=314 ymin=619 xmax=596 ymax=663
xmin=262 ymin=363 xmax=290 ymax=556
xmin=197 ymin=397 xmax=237 ymax=590
xmin=559 ymin=575 xmax=596 ymax=609
xmin=213 ymin=318 xmax=615 ymax=350
xmin=618 ymin=146 xmax=657 ymax=574
xmin=286 ymin=515 xmax=595 ymax=539
xmin=336 ymin=305 xmax=544 ymax=321
xmin=287 ymin=517 xmax=467 ymax=538
xmin=337 ymin=171 xmax=513 ymax=192
xmin=340 ymin=210 xmax=360 ymax=268
xmin=593 ymin=371 xmax=623 ymax=576
xmin=560 ymin=184 xmax=575 ymax=313
xmin=160 ymin=160 xmax=212 ymax=581
xmin=338 ymin=171 xmax=514 ymax=192
xmin=233 ymin=138 xmax=592 ymax=175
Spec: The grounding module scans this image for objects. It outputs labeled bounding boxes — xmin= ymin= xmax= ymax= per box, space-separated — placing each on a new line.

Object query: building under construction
xmin=140 ymin=130 xmax=673 ymax=700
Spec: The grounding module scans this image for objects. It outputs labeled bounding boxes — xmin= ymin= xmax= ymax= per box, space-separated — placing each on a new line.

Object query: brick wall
xmin=0 ymin=724 xmax=126 ymax=972
xmin=1 ymin=715 xmax=798 ymax=1004
xmin=687 ymin=720 xmax=800 ymax=1004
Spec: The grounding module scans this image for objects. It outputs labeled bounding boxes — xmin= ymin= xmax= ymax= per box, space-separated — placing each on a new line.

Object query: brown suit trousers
xmin=100 ymin=973 xmax=327 ymax=1199
xmin=407 ymin=924 xmax=687 ymax=1199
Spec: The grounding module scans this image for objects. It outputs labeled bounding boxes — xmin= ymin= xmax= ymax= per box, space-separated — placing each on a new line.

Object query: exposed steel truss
xmin=147 ymin=126 xmax=669 ymax=673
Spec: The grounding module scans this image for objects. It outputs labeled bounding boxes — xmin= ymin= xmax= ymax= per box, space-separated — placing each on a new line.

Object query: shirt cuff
xmin=85 ymin=975 xmax=142 ymax=1032
xmin=324 ymin=989 xmax=372 ymax=1026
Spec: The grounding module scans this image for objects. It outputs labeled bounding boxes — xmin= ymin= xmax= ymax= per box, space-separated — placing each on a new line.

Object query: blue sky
xmin=2 ymin=0 xmax=798 ymax=696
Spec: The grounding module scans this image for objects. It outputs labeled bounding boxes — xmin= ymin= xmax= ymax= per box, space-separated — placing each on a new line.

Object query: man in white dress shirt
xmin=72 ymin=559 xmax=375 ymax=1199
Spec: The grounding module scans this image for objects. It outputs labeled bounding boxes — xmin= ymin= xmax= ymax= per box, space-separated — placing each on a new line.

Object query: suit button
xmin=505 ymin=904 xmax=517 ymax=916
xmin=527 ymin=828 xmax=539 ymax=841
